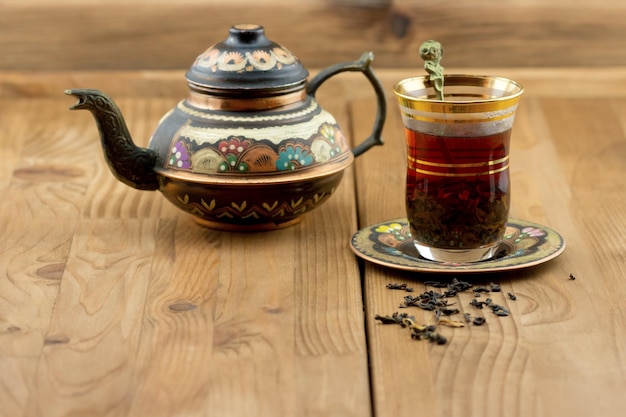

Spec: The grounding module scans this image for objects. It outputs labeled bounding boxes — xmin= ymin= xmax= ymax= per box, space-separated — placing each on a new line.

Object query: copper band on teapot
xmin=187 ymin=89 xmax=307 ymax=111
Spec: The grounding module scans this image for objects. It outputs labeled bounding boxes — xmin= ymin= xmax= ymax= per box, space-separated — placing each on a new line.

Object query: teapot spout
xmin=65 ymin=89 xmax=159 ymax=190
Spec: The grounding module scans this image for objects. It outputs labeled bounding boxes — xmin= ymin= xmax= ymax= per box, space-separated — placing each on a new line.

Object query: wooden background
xmin=2 ymin=0 xmax=626 ymax=71
xmin=2 ymin=1 xmax=626 ymax=417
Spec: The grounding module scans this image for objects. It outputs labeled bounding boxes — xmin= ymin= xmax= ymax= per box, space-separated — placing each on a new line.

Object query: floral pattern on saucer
xmin=350 ymin=218 xmax=565 ymax=273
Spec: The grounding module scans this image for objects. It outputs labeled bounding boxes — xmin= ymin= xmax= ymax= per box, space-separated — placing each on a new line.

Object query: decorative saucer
xmin=350 ymin=218 xmax=565 ymax=273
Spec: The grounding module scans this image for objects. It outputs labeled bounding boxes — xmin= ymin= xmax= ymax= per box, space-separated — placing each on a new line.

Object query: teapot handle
xmin=306 ymin=52 xmax=386 ymax=157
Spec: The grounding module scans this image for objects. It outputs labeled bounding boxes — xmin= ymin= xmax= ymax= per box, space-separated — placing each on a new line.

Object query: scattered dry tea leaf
xmin=438 ymin=318 xmax=465 ymax=328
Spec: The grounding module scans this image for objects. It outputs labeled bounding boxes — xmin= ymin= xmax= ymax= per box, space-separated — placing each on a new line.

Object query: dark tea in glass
xmin=394 ymin=75 xmax=523 ymax=263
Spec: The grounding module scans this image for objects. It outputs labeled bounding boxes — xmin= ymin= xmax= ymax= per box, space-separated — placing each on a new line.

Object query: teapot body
xmin=150 ymin=91 xmax=353 ymax=230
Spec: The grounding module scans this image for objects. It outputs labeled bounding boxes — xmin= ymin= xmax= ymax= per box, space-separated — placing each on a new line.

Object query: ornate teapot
xmin=66 ymin=24 xmax=385 ymax=230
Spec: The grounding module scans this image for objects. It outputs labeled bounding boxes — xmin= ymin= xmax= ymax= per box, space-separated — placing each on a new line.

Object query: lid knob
xmin=225 ymin=24 xmax=266 ymax=45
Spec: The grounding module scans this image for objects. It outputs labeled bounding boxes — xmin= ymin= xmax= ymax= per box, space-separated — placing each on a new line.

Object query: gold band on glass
xmin=396 ymin=98 xmax=520 ymax=114
xmin=408 ymin=162 xmax=509 ymax=177
xmin=407 ymin=155 xmax=509 ymax=168
xmin=393 ymin=74 xmax=523 ymax=114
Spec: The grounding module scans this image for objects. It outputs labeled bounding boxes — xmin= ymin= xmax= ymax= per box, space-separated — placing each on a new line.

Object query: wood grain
xmin=0 ymin=98 xmax=96 ymax=417
xmin=2 ymin=68 xmax=626 ymax=416
xmin=0 ymin=73 xmax=369 ymax=417
xmin=2 ymin=0 xmax=626 ymax=70
xmin=27 ymin=218 xmax=157 ymax=417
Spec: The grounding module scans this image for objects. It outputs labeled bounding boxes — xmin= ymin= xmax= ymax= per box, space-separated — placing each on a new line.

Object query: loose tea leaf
xmin=400 ymin=290 xmax=454 ymax=311
xmin=407 ymin=175 xmax=509 ymax=249
xmin=404 ymin=318 xmax=448 ymax=344
xmin=448 ymin=278 xmax=474 ymax=293
xmin=375 ymin=312 xmax=448 ymax=345
xmin=438 ymin=318 xmax=465 ymax=328
xmin=423 ymin=281 xmax=449 ymax=288
xmin=386 ymin=282 xmax=414 ymax=292
xmin=437 ymin=307 xmax=460 ymax=316
xmin=375 ymin=312 xmax=414 ymax=325
xmin=472 ymin=317 xmax=486 ymax=326
xmin=482 ymin=299 xmax=510 ymax=316
xmin=378 ymin=278 xmax=513 ymax=349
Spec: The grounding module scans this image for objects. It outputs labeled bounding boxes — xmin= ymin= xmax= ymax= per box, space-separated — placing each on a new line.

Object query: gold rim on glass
xmin=394 ymin=74 xmax=524 ymax=114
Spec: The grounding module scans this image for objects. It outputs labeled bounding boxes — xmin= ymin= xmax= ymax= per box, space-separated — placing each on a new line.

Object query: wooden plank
xmin=26 ymin=218 xmax=157 ymax=417
xmin=0 ymin=97 xmax=97 ymax=417
xmin=0 ymin=74 xmax=370 ymax=415
xmin=0 ymin=94 xmax=169 ymax=416
xmin=3 ymin=67 xmax=626 ymax=417
xmin=125 ymin=217 xmax=222 ymax=417
xmin=2 ymin=0 xmax=626 ymax=70
xmin=353 ymin=71 xmax=626 ymax=417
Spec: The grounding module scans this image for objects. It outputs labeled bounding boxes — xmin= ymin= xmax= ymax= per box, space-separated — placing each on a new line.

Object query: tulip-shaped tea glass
xmin=394 ymin=75 xmax=524 ymax=263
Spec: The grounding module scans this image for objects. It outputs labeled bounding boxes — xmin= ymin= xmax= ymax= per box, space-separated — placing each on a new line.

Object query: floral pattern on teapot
xmin=165 ymin=122 xmax=347 ymax=174
xmin=193 ymin=46 xmax=298 ymax=73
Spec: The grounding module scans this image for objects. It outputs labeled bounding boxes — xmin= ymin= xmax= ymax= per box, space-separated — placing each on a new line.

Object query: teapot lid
xmin=186 ymin=24 xmax=309 ymax=95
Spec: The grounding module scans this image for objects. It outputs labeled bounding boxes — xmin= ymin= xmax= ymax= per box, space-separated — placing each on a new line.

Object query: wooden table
xmin=1 ymin=68 xmax=625 ymax=417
